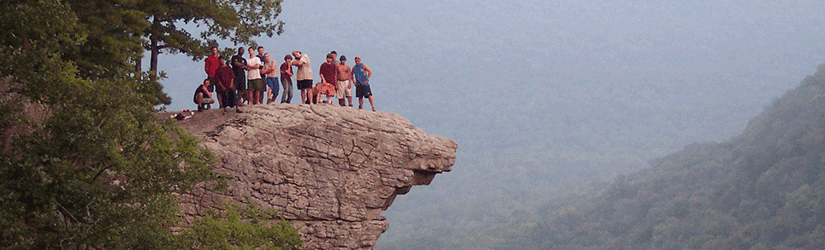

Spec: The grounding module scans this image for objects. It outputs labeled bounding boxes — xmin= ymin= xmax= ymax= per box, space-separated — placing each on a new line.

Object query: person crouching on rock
xmin=194 ymin=78 xmax=215 ymax=112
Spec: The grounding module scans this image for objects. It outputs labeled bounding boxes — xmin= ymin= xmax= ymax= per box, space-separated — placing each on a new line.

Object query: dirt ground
xmin=156 ymin=107 xmax=243 ymax=135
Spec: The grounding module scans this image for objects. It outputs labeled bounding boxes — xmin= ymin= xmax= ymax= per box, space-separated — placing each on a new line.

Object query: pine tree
xmin=0 ymin=1 xmax=299 ymax=249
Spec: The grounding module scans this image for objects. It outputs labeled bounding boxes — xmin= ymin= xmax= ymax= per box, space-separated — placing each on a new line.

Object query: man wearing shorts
xmin=257 ymin=46 xmax=269 ymax=104
xmin=352 ymin=56 xmax=375 ymax=111
xmin=291 ymin=51 xmax=313 ymax=104
xmin=231 ymin=47 xmax=247 ymax=106
xmin=336 ymin=55 xmax=353 ymax=107
xmin=246 ymin=47 xmax=263 ymax=105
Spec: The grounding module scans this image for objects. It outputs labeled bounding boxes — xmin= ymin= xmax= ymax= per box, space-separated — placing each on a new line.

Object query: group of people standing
xmin=194 ymin=46 xmax=376 ymax=113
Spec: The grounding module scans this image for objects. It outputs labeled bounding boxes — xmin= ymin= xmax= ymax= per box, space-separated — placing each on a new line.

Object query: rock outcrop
xmin=175 ymin=104 xmax=457 ymax=249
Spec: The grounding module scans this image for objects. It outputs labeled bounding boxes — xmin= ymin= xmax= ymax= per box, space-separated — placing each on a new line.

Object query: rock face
xmin=175 ymin=104 xmax=457 ymax=250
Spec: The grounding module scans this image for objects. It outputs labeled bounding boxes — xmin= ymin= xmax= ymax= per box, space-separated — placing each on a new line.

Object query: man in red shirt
xmin=204 ymin=46 xmax=221 ymax=107
xmin=216 ymin=56 xmax=241 ymax=113
xmin=280 ymin=55 xmax=294 ymax=103
xmin=317 ymin=53 xmax=338 ymax=104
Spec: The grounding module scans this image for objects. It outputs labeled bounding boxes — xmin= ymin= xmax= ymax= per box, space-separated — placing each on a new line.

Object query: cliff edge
xmin=174 ymin=104 xmax=457 ymax=249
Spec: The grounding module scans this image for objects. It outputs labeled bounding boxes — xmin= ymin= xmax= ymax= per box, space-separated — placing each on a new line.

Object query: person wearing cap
xmin=336 ymin=55 xmax=353 ymax=107
xmin=351 ymin=56 xmax=375 ymax=111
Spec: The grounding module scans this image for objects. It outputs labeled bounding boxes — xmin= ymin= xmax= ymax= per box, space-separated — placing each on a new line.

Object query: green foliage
xmin=138 ymin=0 xmax=285 ymax=72
xmin=0 ymin=1 xmax=299 ymax=249
xmin=174 ymin=200 xmax=302 ymax=250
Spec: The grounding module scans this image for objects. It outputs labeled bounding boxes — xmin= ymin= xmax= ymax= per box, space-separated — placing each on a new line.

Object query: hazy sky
xmin=153 ymin=1 xmax=825 ymax=179
xmin=159 ymin=0 xmax=825 ymax=134
xmin=155 ymin=0 xmax=825 ymax=204
xmin=156 ymin=0 xmax=825 ymax=169
xmin=153 ymin=0 xmax=825 ymax=246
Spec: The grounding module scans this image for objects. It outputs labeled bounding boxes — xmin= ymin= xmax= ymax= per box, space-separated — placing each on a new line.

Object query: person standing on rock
xmin=247 ymin=47 xmax=263 ymax=105
xmin=231 ymin=47 xmax=248 ymax=106
xmin=217 ymin=56 xmax=242 ymax=113
xmin=261 ymin=53 xmax=279 ymax=104
xmin=257 ymin=46 xmax=270 ymax=104
xmin=352 ymin=56 xmax=375 ymax=111
xmin=336 ymin=55 xmax=353 ymax=107
xmin=204 ymin=46 xmax=221 ymax=107
xmin=318 ymin=53 xmax=338 ymax=104
xmin=292 ymin=51 xmax=313 ymax=104
xmin=280 ymin=54 xmax=294 ymax=103
xmin=330 ymin=50 xmax=338 ymax=64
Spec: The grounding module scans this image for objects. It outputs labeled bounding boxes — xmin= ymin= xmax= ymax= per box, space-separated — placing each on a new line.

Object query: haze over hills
xmin=149 ymin=1 xmax=825 ymax=248
xmin=505 ymin=63 xmax=825 ymax=249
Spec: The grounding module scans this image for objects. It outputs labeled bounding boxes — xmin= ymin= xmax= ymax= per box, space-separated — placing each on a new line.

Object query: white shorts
xmin=335 ymin=80 xmax=352 ymax=99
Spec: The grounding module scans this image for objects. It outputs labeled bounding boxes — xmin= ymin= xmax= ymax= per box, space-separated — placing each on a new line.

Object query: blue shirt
xmin=353 ymin=64 xmax=368 ymax=85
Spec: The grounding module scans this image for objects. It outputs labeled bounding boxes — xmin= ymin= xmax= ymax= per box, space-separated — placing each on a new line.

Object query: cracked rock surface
xmin=175 ymin=104 xmax=457 ymax=250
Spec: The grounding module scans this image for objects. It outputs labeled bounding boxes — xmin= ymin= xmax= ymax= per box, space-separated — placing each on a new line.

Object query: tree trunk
xmin=149 ymin=17 xmax=160 ymax=76
xmin=134 ymin=54 xmax=142 ymax=72
xmin=150 ymin=34 xmax=159 ymax=75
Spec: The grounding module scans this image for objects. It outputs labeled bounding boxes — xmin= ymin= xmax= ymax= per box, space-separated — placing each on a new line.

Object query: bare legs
xmin=358 ymin=95 xmax=374 ymax=111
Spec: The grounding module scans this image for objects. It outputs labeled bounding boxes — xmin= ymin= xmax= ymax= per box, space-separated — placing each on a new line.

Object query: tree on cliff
xmin=0 ymin=1 xmax=298 ymax=249
xmin=135 ymin=0 xmax=285 ymax=74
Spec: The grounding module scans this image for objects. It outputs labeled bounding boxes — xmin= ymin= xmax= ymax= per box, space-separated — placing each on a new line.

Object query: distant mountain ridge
xmin=508 ymin=63 xmax=825 ymax=249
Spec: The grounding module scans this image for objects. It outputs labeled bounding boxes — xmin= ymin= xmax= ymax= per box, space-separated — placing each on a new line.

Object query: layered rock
xmin=175 ymin=104 xmax=457 ymax=250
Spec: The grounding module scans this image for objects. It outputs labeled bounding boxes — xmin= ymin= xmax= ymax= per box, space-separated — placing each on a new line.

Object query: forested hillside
xmin=507 ymin=64 xmax=825 ymax=249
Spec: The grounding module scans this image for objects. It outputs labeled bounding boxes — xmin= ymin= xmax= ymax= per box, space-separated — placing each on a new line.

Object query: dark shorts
xmin=356 ymin=85 xmax=372 ymax=98
xmin=235 ymin=76 xmax=246 ymax=91
xmin=297 ymin=79 xmax=313 ymax=90
xmin=249 ymin=78 xmax=265 ymax=91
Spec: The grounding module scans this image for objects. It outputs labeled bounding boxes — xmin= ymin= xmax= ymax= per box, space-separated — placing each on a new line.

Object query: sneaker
xmin=205 ymin=104 xmax=211 ymax=110
xmin=372 ymin=107 xmax=376 ymax=112
xmin=358 ymin=105 xmax=363 ymax=109
xmin=197 ymin=106 xmax=204 ymax=112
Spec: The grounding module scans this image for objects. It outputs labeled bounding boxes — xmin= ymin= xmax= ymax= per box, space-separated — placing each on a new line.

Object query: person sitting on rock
xmin=312 ymin=81 xmax=335 ymax=104
xmin=194 ymin=78 xmax=215 ymax=112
